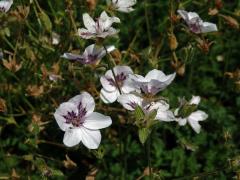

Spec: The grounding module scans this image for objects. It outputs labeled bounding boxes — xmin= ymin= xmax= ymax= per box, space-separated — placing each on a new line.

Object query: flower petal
xmin=100 ymin=73 xmax=117 ymax=92
xmin=189 ymin=96 xmax=201 ymax=105
xmin=117 ymin=93 xmax=143 ymax=111
xmin=61 ymin=53 xmax=84 ymax=61
xmin=54 ymin=102 xmax=77 ymax=131
xmin=100 ymin=89 xmax=119 ymax=104
xmin=78 ymin=28 xmax=95 ymax=39
xmin=68 ymin=92 xmax=95 ymax=116
xmin=156 ymin=110 xmax=175 ymax=122
xmin=201 ymin=22 xmax=218 ymax=33
xmin=0 ymin=0 xmax=13 ymax=13
xmin=84 ymin=112 xmax=112 ymax=130
xmin=177 ymin=118 xmax=187 ymax=126
xmin=114 ymin=65 xmax=133 ymax=75
xmin=63 ymin=128 xmax=82 ymax=147
xmin=188 ymin=119 xmax=201 ymax=134
xmin=188 ymin=110 xmax=208 ymax=122
xmin=81 ymin=128 xmax=101 ymax=149
xmin=82 ymin=13 xmax=96 ymax=32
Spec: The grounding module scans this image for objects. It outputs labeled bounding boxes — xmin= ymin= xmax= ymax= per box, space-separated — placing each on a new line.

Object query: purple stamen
xmin=107 ymin=72 xmax=127 ymax=87
xmin=63 ymin=102 xmax=87 ymax=127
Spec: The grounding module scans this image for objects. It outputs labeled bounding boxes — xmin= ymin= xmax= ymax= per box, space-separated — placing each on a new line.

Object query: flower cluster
xmin=55 ymin=1 xmax=213 ymax=149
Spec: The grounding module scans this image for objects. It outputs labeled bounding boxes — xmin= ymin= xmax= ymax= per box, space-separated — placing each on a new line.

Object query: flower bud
xmin=168 ymin=33 xmax=178 ymax=51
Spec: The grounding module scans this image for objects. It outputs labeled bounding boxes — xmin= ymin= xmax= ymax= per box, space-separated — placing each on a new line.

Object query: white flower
xmin=177 ymin=10 xmax=218 ymax=34
xmin=62 ymin=44 xmax=115 ymax=65
xmin=100 ymin=66 xmax=137 ymax=104
xmin=54 ymin=92 xmax=112 ymax=149
xmin=117 ymin=94 xmax=175 ymax=122
xmin=111 ymin=0 xmax=137 ymax=13
xmin=78 ymin=11 xmax=120 ymax=39
xmin=174 ymin=96 xmax=208 ymax=133
xmin=0 ymin=0 xmax=13 ymax=13
xmin=130 ymin=69 xmax=176 ymax=95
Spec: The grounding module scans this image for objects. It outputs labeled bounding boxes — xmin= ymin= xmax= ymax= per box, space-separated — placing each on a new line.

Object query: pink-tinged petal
xmin=114 ymin=65 xmax=133 ymax=75
xmin=117 ymin=94 xmax=143 ymax=111
xmin=85 ymin=44 xmax=95 ymax=55
xmin=122 ymin=78 xmax=137 ymax=93
xmin=83 ymin=112 xmax=112 ymax=130
xmin=145 ymin=69 xmax=166 ymax=81
xmin=201 ymin=22 xmax=218 ymax=33
xmin=0 ymin=0 xmax=13 ymax=13
xmin=82 ymin=13 xmax=96 ymax=32
xmin=188 ymin=119 xmax=201 ymax=134
xmin=54 ymin=102 xmax=77 ymax=131
xmin=177 ymin=10 xmax=189 ymax=21
xmin=61 ymin=53 xmax=83 ymax=61
xmin=81 ymin=128 xmax=101 ymax=149
xmin=100 ymin=89 xmax=119 ymax=104
xmin=78 ymin=28 xmax=95 ymax=39
xmin=129 ymin=74 xmax=147 ymax=83
xmin=68 ymin=92 xmax=95 ymax=116
xmin=188 ymin=110 xmax=208 ymax=122
xmin=189 ymin=96 xmax=201 ymax=105
xmin=100 ymin=73 xmax=116 ymax=92
xmin=187 ymin=12 xmax=200 ymax=21
xmin=63 ymin=128 xmax=82 ymax=147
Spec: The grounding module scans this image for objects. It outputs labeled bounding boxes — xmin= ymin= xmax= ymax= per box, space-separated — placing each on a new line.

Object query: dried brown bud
xmin=63 ymin=155 xmax=77 ymax=169
xmin=196 ymin=38 xmax=214 ymax=54
xmin=27 ymin=85 xmax=44 ymax=97
xmin=0 ymin=98 xmax=7 ymax=112
xmin=220 ymin=15 xmax=239 ymax=29
xmin=3 ymin=57 xmax=22 ymax=72
xmin=208 ymin=8 xmax=219 ymax=16
xmin=110 ymin=49 xmax=122 ymax=64
xmin=168 ymin=33 xmax=178 ymax=51
xmin=215 ymin=0 xmax=223 ymax=9
xmin=86 ymin=0 xmax=97 ymax=11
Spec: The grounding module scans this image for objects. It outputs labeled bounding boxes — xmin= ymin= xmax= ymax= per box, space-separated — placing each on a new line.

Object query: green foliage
xmin=0 ymin=0 xmax=239 ymax=179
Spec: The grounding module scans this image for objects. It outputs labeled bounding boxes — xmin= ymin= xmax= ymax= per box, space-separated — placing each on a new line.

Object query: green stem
xmin=144 ymin=0 xmax=152 ymax=46
xmin=147 ymin=135 xmax=152 ymax=179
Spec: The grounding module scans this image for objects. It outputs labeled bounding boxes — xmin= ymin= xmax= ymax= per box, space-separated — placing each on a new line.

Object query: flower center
xmin=63 ymin=102 xmax=87 ymax=127
xmin=0 ymin=7 xmax=6 ymax=12
xmin=107 ymin=72 xmax=127 ymax=88
xmin=85 ymin=54 xmax=98 ymax=64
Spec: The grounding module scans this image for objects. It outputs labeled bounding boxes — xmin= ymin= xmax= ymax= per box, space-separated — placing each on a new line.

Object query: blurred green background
xmin=0 ymin=0 xmax=239 ymax=179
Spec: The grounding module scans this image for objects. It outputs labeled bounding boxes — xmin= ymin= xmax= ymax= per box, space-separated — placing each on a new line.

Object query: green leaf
xmin=138 ymin=128 xmax=151 ymax=144
xmin=134 ymin=105 xmax=145 ymax=121
xmin=39 ymin=11 xmax=52 ymax=32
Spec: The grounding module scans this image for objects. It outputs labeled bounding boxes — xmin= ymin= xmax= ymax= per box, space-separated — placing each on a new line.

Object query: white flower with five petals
xmin=129 ymin=69 xmax=176 ymax=95
xmin=177 ymin=10 xmax=218 ymax=34
xmin=0 ymin=0 xmax=13 ymax=13
xmin=174 ymin=96 xmax=208 ymax=133
xmin=54 ymin=92 xmax=112 ymax=149
xmin=117 ymin=93 xmax=175 ymax=122
xmin=111 ymin=0 xmax=137 ymax=13
xmin=78 ymin=11 xmax=120 ymax=39
xmin=62 ymin=44 xmax=115 ymax=65
xmin=100 ymin=66 xmax=137 ymax=104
